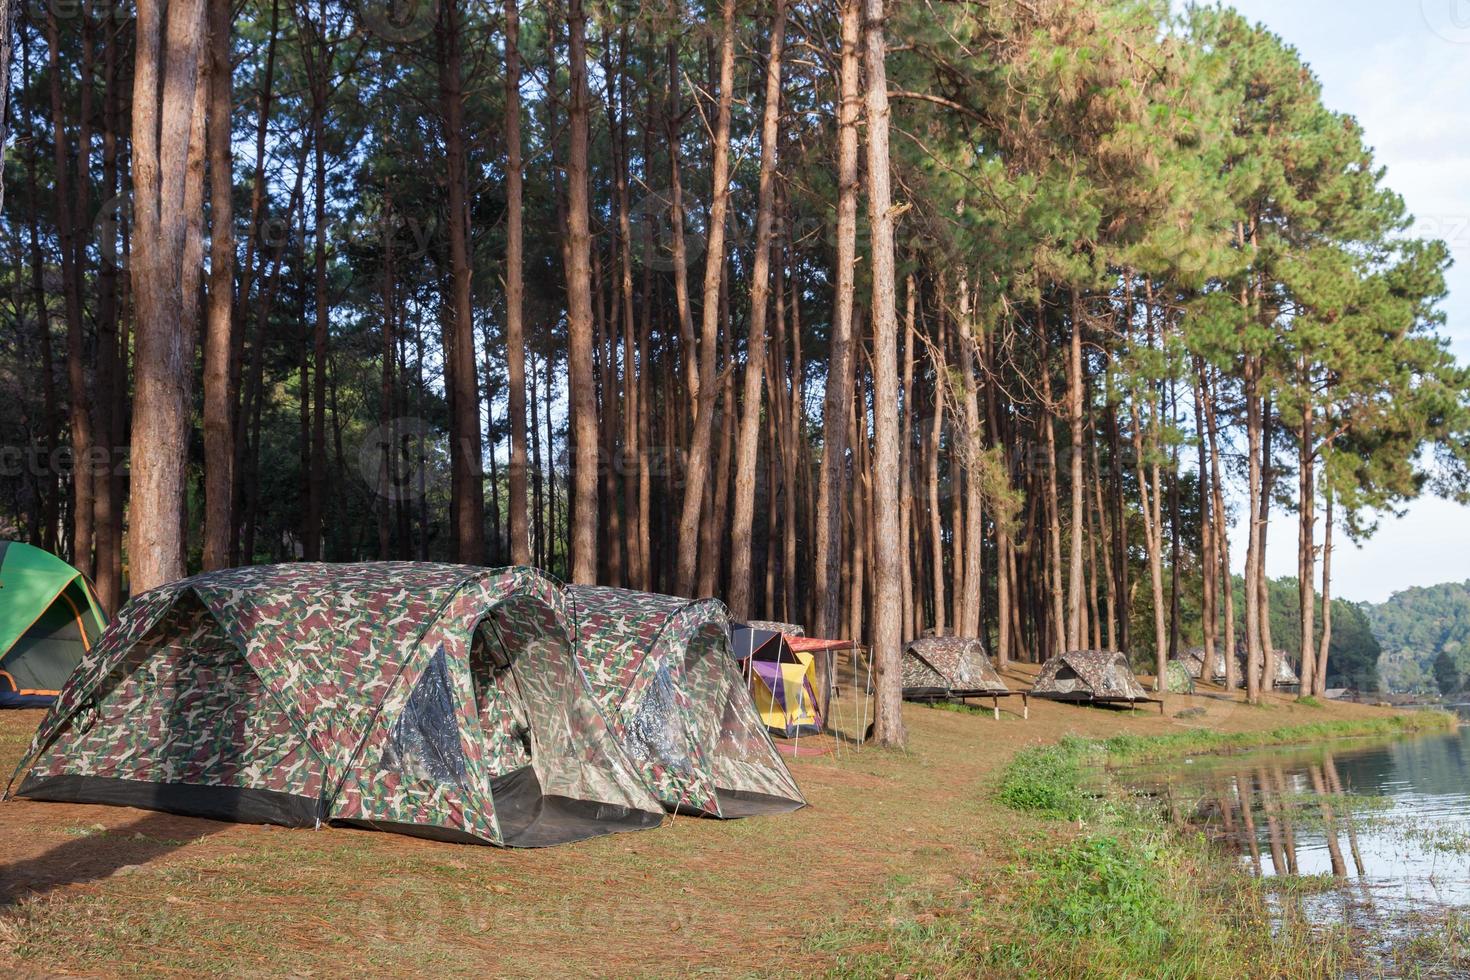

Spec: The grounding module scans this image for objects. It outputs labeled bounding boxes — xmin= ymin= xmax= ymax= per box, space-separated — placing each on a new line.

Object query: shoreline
xmin=815 ymin=709 xmax=1463 ymax=978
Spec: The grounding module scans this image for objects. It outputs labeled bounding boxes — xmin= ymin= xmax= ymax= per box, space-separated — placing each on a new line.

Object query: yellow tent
xmin=731 ymin=623 xmax=825 ymax=737
xmin=747 ymin=648 xmax=822 ymax=737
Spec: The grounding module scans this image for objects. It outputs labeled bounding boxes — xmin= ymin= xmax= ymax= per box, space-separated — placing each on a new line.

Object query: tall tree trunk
xmin=956 ymin=283 xmax=983 ymax=638
xmin=44 ymin=1 xmax=94 ymax=575
xmin=0 ymin=0 xmax=11 ymax=214
xmin=813 ymin=0 xmax=861 ymax=638
xmin=1066 ymin=289 xmax=1085 ymax=650
xmin=673 ymin=0 xmax=736 ymax=596
xmin=898 ymin=274 xmax=916 ymax=641
xmin=92 ymin=7 xmax=123 ymax=609
xmin=564 ymin=0 xmax=597 ymax=583
xmin=503 ymin=0 xmax=529 ymax=566
xmin=927 ymin=350 xmax=946 ymax=637
xmin=1038 ymin=310 xmax=1065 ymax=651
xmin=303 ymin=17 xmax=329 ymax=561
xmin=1091 ymin=422 xmax=1115 ymax=651
xmin=1132 ymin=289 xmax=1168 ymax=688
xmin=1167 ymin=378 xmax=1183 ymax=661
xmin=530 ymin=353 xmax=545 ymax=569
xmin=1243 ymin=358 xmax=1264 ymax=704
xmin=439 ymin=0 xmax=485 ymax=564
xmin=1259 ymin=399 xmax=1277 ymax=692
xmin=865 ymin=0 xmax=905 ymax=748
xmin=604 ymin=25 xmax=644 ymax=591
xmin=1205 ymin=367 xmax=1237 ymax=689
xmin=130 ymin=0 xmax=208 ymax=590
xmin=20 ymin=29 xmax=61 ymax=552
xmin=231 ymin=0 xmax=281 ymax=565
xmin=1316 ymin=488 xmax=1334 ymax=696
xmin=201 ymin=0 xmax=234 ymax=571
xmin=1297 ymin=369 xmax=1317 ymax=700
xmin=726 ymin=0 xmax=786 ymax=618
xmin=377 ymin=196 xmax=398 ymax=559
xmin=1194 ymin=359 xmax=1217 ymax=682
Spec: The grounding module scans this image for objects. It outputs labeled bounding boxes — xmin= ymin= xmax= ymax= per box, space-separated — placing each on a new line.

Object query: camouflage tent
xmin=1163 ymin=660 xmax=1195 ymax=695
xmin=1176 ymin=646 xmax=1226 ymax=683
xmin=7 ymin=564 xmax=664 ymax=847
xmin=901 ymin=637 xmax=1008 ymax=700
xmin=567 ymin=585 xmax=805 ymax=818
xmin=1031 ymin=650 xmax=1160 ymax=710
xmin=1177 ymin=647 xmax=1299 ymax=688
xmin=744 ymin=619 xmax=805 ymax=638
xmin=1270 ymin=651 xmax=1301 ymax=688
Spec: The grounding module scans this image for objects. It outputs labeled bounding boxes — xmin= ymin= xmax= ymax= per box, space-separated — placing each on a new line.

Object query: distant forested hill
xmin=1225 ymin=576 xmax=1382 ymax=690
xmin=1366 ymin=582 xmax=1470 ymax=694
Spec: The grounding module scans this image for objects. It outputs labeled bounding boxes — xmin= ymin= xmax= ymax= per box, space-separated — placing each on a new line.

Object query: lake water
xmin=1113 ymin=708 xmax=1470 ymax=921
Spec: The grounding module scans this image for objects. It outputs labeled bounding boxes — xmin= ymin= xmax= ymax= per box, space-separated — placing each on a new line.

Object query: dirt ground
xmin=0 ymin=667 xmax=1414 ymax=977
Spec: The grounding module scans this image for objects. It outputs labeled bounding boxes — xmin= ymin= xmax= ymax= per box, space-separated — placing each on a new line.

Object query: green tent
xmin=7 ymin=563 xmax=665 ymax=846
xmin=0 ymin=542 xmax=106 ymax=707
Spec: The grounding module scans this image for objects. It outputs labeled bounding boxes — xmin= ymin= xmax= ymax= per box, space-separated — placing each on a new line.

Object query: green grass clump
xmin=1102 ymin=712 xmax=1456 ymax=765
xmin=996 ymin=736 xmax=1097 ymax=821
xmin=1016 ymin=834 xmax=1174 ymax=951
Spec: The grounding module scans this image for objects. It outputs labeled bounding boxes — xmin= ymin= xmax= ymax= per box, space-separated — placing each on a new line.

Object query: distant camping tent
xmin=1163 ymin=660 xmax=1195 ymax=695
xmin=1031 ymin=650 xmax=1162 ymax=712
xmin=902 ymin=636 xmax=1022 ymax=719
xmin=8 ymin=564 xmax=665 ymax=847
xmin=567 ymin=586 xmax=805 ymax=818
xmin=0 ymin=542 xmax=106 ymax=707
xmin=730 ymin=621 xmax=823 ymax=738
xmin=1177 ymin=647 xmax=1299 ymax=689
xmin=1176 ymin=647 xmax=1226 ymax=684
xmin=1270 ymin=651 xmax=1301 ymax=688
xmin=901 ymin=637 xmax=1008 ymax=699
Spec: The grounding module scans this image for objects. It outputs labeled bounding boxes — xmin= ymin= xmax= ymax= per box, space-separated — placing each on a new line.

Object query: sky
xmin=1211 ymin=0 xmax=1470 ymax=603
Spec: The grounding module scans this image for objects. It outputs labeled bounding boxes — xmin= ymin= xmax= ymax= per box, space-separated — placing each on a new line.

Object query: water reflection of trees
xmin=1190 ymin=752 xmax=1371 ymax=883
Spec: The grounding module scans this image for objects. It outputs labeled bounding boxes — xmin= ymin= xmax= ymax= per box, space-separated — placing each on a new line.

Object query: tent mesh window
xmin=684 ymin=624 xmax=801 ymax=801
xmin=385 ymin=646 xmax=468 ymax=788
xmin=468 ymin=617 xmax=531 ymax=775
xmin=1051 ymin=664 xmax=1082 ymax=694
xmin=624 ymin=663 xmax=693 ymax=775
xmin=490 ymin=591 xmax=658 ymax=810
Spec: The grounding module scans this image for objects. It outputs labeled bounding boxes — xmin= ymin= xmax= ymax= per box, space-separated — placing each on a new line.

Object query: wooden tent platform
xmin=1028 ymin=691 xmax=1165 ymax=714
xmin=903 ymin=688 xmax=1029 ymax=720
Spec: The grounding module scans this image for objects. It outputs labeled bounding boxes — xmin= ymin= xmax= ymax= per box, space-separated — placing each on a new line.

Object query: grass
xmin=1098 ymin=711 xmax=1455 ymax=765
xmin=1381 ymin=908 xmax=1470 ymax=977
xmin=995 ymin=736 xmax=1100 ymax=821
xmin=812 ymin=714 xmax=1462 ymax=979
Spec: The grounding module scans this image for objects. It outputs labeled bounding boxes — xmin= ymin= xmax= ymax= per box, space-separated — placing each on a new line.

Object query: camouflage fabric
xmin=1163 ymin=660 xmax=1195 ymax=695
xmin=1032 ymin=650 xmax=1152 ymax=701
xmin=901 ymin=637 xmax=1008 ymax=695
xmin=1269 ymin=651 xmax=1300 ymax=686
xmin=1176 ymin=647 xmax=1298 ymax=687
xmin=745 ymin=620 xmax=805 ymax=638
xmin=1176 ymin=647 xmax=1219 ymax=681
xmin=8 ymin=563 xmax=663 ymax=845
xmin=566 ymin=585 xmax=804 ymax=817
